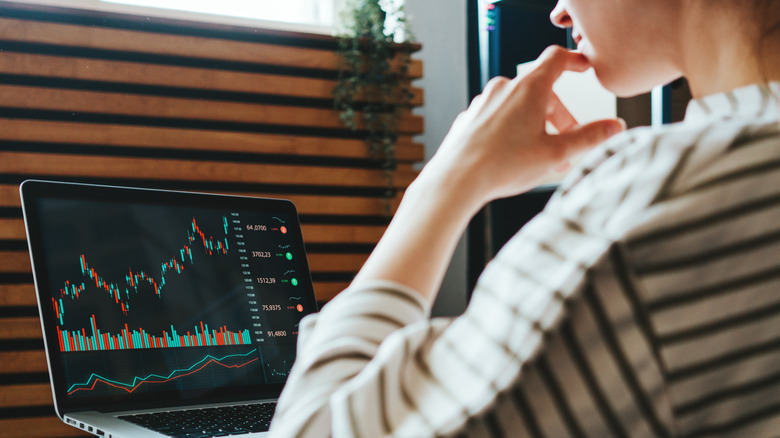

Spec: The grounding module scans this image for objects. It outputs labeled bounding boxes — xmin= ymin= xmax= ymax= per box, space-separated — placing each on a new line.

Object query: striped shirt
xmin=270 ymin=82 xmax=780 ymax=438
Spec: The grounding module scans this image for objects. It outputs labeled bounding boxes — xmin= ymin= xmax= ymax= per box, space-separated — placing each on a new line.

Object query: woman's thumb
xmin=558 ymin=118 xmax=626 ymax=154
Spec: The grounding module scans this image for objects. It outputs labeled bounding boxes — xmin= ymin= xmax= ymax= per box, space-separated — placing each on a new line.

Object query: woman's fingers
xmin=547 ymin=92 xmax=579 ymax=133
xmin=427 ymin=45 xmax=626 ymax=204
xmin=555 ymin=118 xmax=626 ymax=155
xmin=530 ymin=46 xmax=591 ymax=92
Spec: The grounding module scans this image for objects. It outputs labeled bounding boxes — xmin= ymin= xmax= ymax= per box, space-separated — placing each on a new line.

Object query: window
xmin=103 ymin=0 xmax=338 ymax=27
xmin=13 ymin=0 xmax=340 ymax=33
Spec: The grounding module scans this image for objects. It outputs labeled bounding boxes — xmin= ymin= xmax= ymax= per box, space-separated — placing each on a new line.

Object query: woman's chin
xmin=586 ymin=53 xmax=683 ymax=97
xmin=591 ymin=64 xmax=670 ymax=98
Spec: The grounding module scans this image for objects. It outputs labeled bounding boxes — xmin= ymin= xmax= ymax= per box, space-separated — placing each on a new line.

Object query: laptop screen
xmin=21 ymin=181 xmax=318 ymax=413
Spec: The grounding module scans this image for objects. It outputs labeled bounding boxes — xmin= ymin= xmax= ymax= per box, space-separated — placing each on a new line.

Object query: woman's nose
xmin=550 ymin=1 xmax=573 ymax=28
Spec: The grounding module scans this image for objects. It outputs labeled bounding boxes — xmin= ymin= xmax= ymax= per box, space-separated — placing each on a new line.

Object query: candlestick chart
xmin=49 ymin=214 xmax=244 ymax=354
xmin=32 ymin=193 xmax=314 ymax=399
xmin=54 ymin=217 xmax=228 ymax=321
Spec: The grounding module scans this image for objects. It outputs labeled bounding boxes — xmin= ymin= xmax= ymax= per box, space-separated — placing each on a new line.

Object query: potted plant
xmin=333 ymin=0 xmax=415 ymax=195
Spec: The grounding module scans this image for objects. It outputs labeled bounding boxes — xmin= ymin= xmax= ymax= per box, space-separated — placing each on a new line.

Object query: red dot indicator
xmin=280 ymin=226 xmax=288 ymax=234
xmin=296 ymin=304 xmax=303 ymax=312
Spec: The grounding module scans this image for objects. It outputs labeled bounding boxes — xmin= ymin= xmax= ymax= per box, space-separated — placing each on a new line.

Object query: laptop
xmin=20 ymin=180 xmax=319 ymax=437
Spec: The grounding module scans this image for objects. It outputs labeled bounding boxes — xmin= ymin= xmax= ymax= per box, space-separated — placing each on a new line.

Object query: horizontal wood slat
xmin=0 ymin=284 xmax=35 ymax=306
xmin=0 ymin=251 xmax=366 ymax=276
xmin=0 ymin=218 xmax=25 ymax=240
xmin=0 ymin=185 xmax=19 ymax=208
xmin=0 ymin=184 xmax=405 ymax=216
xmin=0 ymin=52 xmax=424 ymax=106
xmin=0 ymin=251 xmax=32 ymax=274
xmin=0 ymin=350 xmax=48 ymax=374
xmin=302 ymin=225 xmax=384 ymax=244
xmin=0 ymin=317 xmax=42 ymax=340
xmin=313 ymin=282 xmax=350 ymax=303
xmin=291 ymin=252 xmax=369 ymax=272
xmin=0 ymin=152 xmax=418 ymax=189
xmin=0 ymin=383 xmax=53 ymax=409
xmin=0 ymin=119 xmax=425 ymax=163
xmin=0 ymin=416 xmax=89 ymax=437
xmin=0 ymin=17 xmax=424 ymax=78
xmin=0 ymin=85 xmax=424 ymax=134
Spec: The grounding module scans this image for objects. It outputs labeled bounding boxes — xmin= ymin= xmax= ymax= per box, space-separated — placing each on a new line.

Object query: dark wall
xmin=467 ymin=0 xmax=566 ymax=292
xmin=487 ymin=0 xmax=568 ymax=78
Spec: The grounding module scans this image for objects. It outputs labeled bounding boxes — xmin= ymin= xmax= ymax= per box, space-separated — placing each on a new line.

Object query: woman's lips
xmin=572 ymin=31 xmax=583 ymax=48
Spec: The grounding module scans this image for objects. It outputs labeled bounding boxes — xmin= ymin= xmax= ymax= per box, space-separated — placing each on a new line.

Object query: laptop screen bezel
xmin=20 ymin=180 xmax=319 ymax=415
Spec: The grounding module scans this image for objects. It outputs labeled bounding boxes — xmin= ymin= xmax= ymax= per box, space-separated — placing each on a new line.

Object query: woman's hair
xmin=755 ymin=0 xmax=780 ymax=79
xmin=757 ymin=1 xmax=780 ymax=41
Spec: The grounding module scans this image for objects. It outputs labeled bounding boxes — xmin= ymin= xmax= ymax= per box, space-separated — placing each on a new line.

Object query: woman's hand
xmin=352 ymin=46 xmax=625 ymax=300
xmin=419 ymin=46 xmax=625 ymax=210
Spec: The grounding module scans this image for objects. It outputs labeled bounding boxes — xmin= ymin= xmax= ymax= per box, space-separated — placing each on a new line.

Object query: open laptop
xmin=20 ymin=180 xmax=319 ymax=437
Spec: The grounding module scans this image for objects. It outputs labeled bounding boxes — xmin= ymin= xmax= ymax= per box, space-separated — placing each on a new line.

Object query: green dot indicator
xmin=291 ymin=278 xmax=298 ymax=286
xmin=285 ymin=252 xmax=293 ymax=260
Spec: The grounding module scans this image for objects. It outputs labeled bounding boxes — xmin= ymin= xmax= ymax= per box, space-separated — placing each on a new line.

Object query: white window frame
xmin=9 ymin=0 xmax=340 ymax=34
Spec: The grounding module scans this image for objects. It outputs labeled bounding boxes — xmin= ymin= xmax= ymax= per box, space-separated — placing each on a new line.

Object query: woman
xmin=271 ymin=0 xmax=780 ymax=436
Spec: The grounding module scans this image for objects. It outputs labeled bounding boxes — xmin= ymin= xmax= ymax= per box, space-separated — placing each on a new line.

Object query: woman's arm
xmin=270 ymin=46 xmax=625 ymax=437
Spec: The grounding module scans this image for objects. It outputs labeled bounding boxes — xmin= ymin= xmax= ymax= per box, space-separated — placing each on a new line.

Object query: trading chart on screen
xmin=36 ymin=198 xmax=309 ymax=400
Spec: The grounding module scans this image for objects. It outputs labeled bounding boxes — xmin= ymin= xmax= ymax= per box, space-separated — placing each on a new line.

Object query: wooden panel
xmin=0 ymin=152 xmax=418 ymax=189
xmin=0 ymin=281 xmax=347 ymax=306
xmin=0 ymin=383 xmax=53 ymax=409
xmin=0 ymin=250 xmax=366 ymax=275
xmin=302 ymin=225 xmax=385 ymax=244
xmin=0 ymin=4 xmax=422 ymax=435
xmin=0 ymin=317 xmax=42 ymax=340
xmin=307 ymin=253 xmax=367 ymax=272
xmin=0 ymin=85 xmax=425 ymax=134
xmin=0 ymin=251 xmax=32 ymax=274
xmin=0 ymin=17 xmax=424 ymax=78
xmin=0 ymin=52 xmax=424 ymax=105
xmin=0 ymin=119 xmax=425 ymax=163
xmin=0 ymin=184 xmax=405 ymax=216
xmin=0 ymin=218 xmax=385 ymax=245
xmin=0 ymin=51 xmax=334 ymax=96
xmin=0 ymin=350 xmax=48 ymax=374
xmin=278 ymin=192 xmax=402 ymax=217
xmin=0 ymin=284 xmax=36 ymax=306
xmin=313 ymin=282 xmax=351 ymax=303
xmin=0 ymin=416 xmax=89 ymax=437
xmin=0 ymin=184 xmax=21 ymax=208
xmin=0 ymin=218 xmax=26 ymax=240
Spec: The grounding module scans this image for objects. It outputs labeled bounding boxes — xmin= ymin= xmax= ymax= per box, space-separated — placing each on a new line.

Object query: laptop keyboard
xmin=118 ymin=402 xmax=276 ymax=437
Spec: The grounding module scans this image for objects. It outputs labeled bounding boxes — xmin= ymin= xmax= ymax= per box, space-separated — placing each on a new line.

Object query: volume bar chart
xmin=57 ymin=315 xmax=252 ymax=352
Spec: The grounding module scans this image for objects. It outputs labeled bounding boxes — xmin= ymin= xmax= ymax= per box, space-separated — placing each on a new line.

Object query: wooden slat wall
xmin=0 ymin=2 xmax=423 ymax=436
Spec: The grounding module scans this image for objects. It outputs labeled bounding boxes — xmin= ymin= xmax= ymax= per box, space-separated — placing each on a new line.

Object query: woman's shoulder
xmin=548 ymin=113 xmax=780 ymax=238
